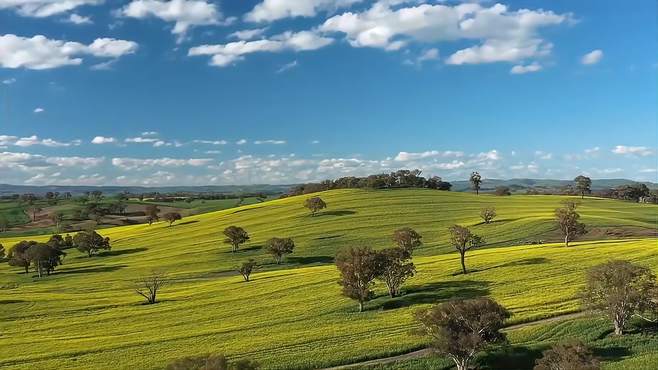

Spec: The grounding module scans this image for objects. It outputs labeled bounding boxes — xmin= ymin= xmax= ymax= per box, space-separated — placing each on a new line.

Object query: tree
xmin=448 ymin=225 xmax=484 ymax=274
xmin=304 ymin=196 xmax=327 ymax=216
xmin=581 ymin=260 xmax=657 ymax=335
xmin=7 ymin=240 xmax=36 ymax=273
xmin=0 ymin=215 xmax=8 ymax=232
xmin=26 ymin=243 xmax=65 ymax=278
xmin=555 ymin=201 xmax=586 ymax=247
xmin=376 ymin=247 xmax=416 ymax=297
xmin=223 ymin=226 xmax=250 ymax=253
xmin=73 ymin=230 xmax=111 ymax=257
xmin=166 ymin=354 xmax=259 ymax=370
xmin=145 ymin=204 xmax=160 ymax=225
xmin=163 ymin=212 xmax=182 ymax=226
xmin=27 ymin=205 xmax=42 ymax=221
xmin=494 ymin=186 xmax=511 ymax=196
xmin=469 ymin=172 xmax=482 ymax=195
xmin=265 ymin=237 xmax=295 ymax=264
xmin=534 ymin=341 xmax=600 ymax=370
xmin=414 ymin=297 xmax=510 ymax=370
xmin=46 ymin=234 xmax=67 ymax=249
xmin=135 ymin=272 xmax=167 ymax=304
xmin=480 ymin=207 xmax=497 ymax=224
xmin=50 ymin=211 xmax=64 ymax=231
xmin=574 ymin=175 xmax=592 ymax=199
xmin=335 ymin=246 xmax=380 ymax=312
xmin=237 ymin=259 xmax=258 ymax=282
xmin=392 ymin=227 xmax=422 ymax=256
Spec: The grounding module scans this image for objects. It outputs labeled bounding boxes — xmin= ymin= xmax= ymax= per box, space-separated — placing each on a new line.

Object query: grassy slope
xmin=0 ymin=189 xmax=657 ymax=369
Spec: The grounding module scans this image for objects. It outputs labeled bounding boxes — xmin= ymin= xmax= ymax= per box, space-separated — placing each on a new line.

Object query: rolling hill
xmin=0 ymin=189 xmax=657 ymax=369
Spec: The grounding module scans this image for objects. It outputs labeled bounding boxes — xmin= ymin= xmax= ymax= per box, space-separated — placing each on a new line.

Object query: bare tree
xmin=0 ymin=215 xmax=9 ymax=233
xmin=304 ymin=196 xmax=327 ymax=216
xmin=555 ymin=200 xmax=586 ymax=247
xmin=469 ymin=172 xmax=482 ymax=195
xmin=480 ymin=207 xmax=497 ymax=224
xmin=392 ymin=227 xmax=422 ymax=256
xmin=265 ymin=237 xmax=295 ymax=264
xmin=534 ymin=341 xmax=600 ymax=370
xmin=237 ymin=259 xmax=258 ymax=282
xmin=335 ymin=246 xmax=380 ymax=312
xmin=415 ymin=297 xmax=510 ymax=370
xmin=135 ymin=272 xmax=167 ymax=304
xmin=145 ymin=204 xmax=160 ymax=225
xmin=223 ymin=226 xmax=250 ymax=253
xmin=448 ymin=225 xmax=485 ymax=274
xmin=50 ymin=211 xmax=64 ymax=231
xmin=581 ymin=260 xmax=657 ymax=335
xmin=27 ymin=205 xmax=42 ymax=222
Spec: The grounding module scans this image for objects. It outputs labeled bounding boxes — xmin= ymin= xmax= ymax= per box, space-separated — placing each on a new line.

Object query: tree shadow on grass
xmin=314 ymin=234 xmax=344 ymax=240
xmin=287 ymin=255 xmax=334 ymax=265
xmin=97 ymin=247 xmax=148 ymax=257
xmin=240 ymin=245 xmax=263 ymax=252
xmin=451 ymin=258 xmax=550 ymax=276
xmin=0 ymin=300 xmax=25 ymax=304
xmin=477 ymin=345 xmax=544 ymax=370
xmin=314 ymin=210 xmax=357 ymax=217
xmin=172 ymin=220 xmax=200 ymax=226
xmin=374 ymin=280 xmax=490 ymax=310
xmin=592 ymin=346 xmax=632 ymax=361
xmin=57 ymin=265 xmax=126 ymax=275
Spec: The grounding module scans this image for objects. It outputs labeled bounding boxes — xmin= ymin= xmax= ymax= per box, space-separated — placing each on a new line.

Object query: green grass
xmin=0 ymin=189 xmax=656 ymax=369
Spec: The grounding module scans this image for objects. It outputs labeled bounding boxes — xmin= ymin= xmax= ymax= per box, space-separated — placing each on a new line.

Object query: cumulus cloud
xmin=581 ymin=49 xmax=603 ymax=65
xmin=33 ymin=107 xmax=44 ymax=113
xmin=0 ymin=0 xmax=103 ymax=17
xmin=120 ymin=0 xmax=232 ymax=42
xmin=228 ymin=28 xmax=268 ymax=41
xmin=321 ymin=2 xmax=570 ymax=64
xmin=394 ymin=150 xmax=464 ymax=161
xmin=245 ymin=0 xmax=363 ymax=22
xmin=188 ymin=30 xmax=333 ymax=67
xmin=612 ymin=145 xmax=654 ymax=157
xmin=8 ymin=135 xmax=80 ymax=147
xmin=68 ymin=13 xmax=92 ymax=24
xmin=0 ymin=34 xmax=138 ymax=70
xmin=112 ymin=157 xmax=213 ymax=170
xmin=91 ymin=136 xmax=116 ymax=144
xmin=510 ymin=62 xmax=542 ymax=74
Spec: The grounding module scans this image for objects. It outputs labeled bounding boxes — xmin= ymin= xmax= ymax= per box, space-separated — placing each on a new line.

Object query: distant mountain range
xmin=0 ymin=178 xmax=655 ymax=196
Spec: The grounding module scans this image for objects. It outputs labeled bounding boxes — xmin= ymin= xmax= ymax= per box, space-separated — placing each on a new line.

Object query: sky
xmin=0 ymin=0 xmax=656 ymax=186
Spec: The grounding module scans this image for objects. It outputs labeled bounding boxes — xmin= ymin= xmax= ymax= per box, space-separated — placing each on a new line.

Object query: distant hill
xmin=449 ymin=178 xmax=658 ymax=192
xmin=0 ymin=184 xmax=291 ymax=196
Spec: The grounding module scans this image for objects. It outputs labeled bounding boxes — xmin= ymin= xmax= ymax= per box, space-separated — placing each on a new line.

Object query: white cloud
xmin=13 ymin=135 xmax=79 ymax=147
xmin=193 ymin=139 xmax=227 ymax=145
xmin=120 ymin=0 xmax=231 ymax=42
xmin=581 ymin=49 xmax=603 ymax=65
xmin=112 ymin=157 xmax=213 ymax=170
xmin=254 ymin=139 xmax=286 ymax=145
xmin=417 ymin=48 xmax=439 ymax=63
xmin=0 ymin=0 xmax=103 ymax=17
xmin=276 ymin=60 xmax=298 ymax=73
xmin=33 ymin=107 xmax=44 ymax=113
xmin=510 ymin=62 xmax=542 ymax=74
xmin=0 ymin=34 xmax=138 ymax=70
xmin=125 ymin=136 xmax=159 ymax=144
xmin=91 ymin=136 xmax=116 ymax=144
xmin=245 ymin=0 xmax=363 ymax=22
xmin=534 ymin=150 xmax=552 ymax=160
xmin=2 ymin=77 xmax=16 ymax=84
xmin=321 ymin=1 xmax=570 ymax=64
xmin=68 ymin=13 xmax=92 ymax=24
xmin=188 ymin=30 xmax=333 ymax=67
xmin=395 ymin=150 xmax=464 ymax=161
xmin=141 ymin=131 xmax=158 ymax=136
xmin=236 ymin=139 xmax=247 ymax=145
xmin=229 ymin=28 xmax=267 ymax=41
xmin=612 ymin=145 xmax=654 ymax=157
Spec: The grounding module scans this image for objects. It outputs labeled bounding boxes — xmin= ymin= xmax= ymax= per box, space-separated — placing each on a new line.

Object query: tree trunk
xmin=37 ymin=262 xmax=43 ymax=278
xmin=460 ymin=252 xmax=467 ymax=274
xmin=454 ymin=358 xmax=469 ymax=370
xmin=358 ymin=301 xmax=363 ymax=312
xmin=24 ymin=265 xmax=29 ymax=274
xmin=564 ymin=234 xmax=570 ymax=247
xmin=614 ymin=315 xmax=624 ymax=335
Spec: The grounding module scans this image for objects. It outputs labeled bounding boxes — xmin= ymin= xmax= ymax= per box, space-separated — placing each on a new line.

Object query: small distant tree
xmin=392 ymin=227 xmax=422 ymax=256
xmin=73 ymin=230 xmax=111 ymax=257
xmin=0 ymin=215 xmax=8 ymax=232
xmin=26 ymin=243 xmax=65 ymax=278
xmin=237 ymin=259 xmax=258 ymax=282
xmin=46 ymin=234 xmax=67 ymax=249
xmin=135 ymin=272 xmax=167 ymax=304
xmin=469 ymin=172 xmax=482 ymax=195
xmin=494 ymin=186 xmax=511 ymax=196
xmin=163 ymin=212 xmax=182 ymax=226
xmin=50 ymin=211 xmax=64 ymax=231
xmin=0 ymin=243 xmax=4 ymax=261
xmin=448 ymin=225 xmax=485 ymax=274
xmin=414 ymin=297 xmax=510 ymax=370
xmin=223 ymin=226 xmax=250 ymax=253
xmin=304 ymin=196 xmax=327 ymax=216
xmin=335 ymin=246 xmax=380 ymax=312
xmin=534 ymin=341 xmax=600 ymax=370
xmin=145 ymin=204 xmax=160 ymax=225
xmin=7 ymin=240 xmax=36 ymax=273
xmin=265 ymin=237 xmax=295 ymax=264
xmin=574 ymin=175 xmax=592 ymax=199
xmin=376 ymin=247 xmax=416 ymax=298
xmin=581 ymin=260 xmax=657 ymax=335
xmin=480 ymin=207 xmax=497 ymax=224
xmin=555 ymin=201 xmax=586 ymax=247
xmin=27 ymin=205 xmax=42 ymax=221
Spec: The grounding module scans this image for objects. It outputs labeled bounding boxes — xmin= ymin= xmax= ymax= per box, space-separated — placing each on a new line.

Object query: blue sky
xmin=0 ymin=0 xmax=656 ymax=186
